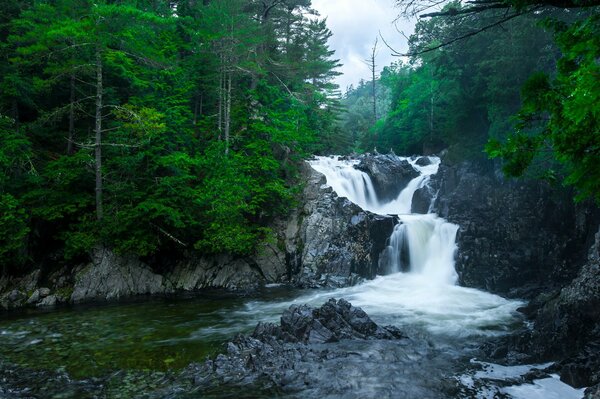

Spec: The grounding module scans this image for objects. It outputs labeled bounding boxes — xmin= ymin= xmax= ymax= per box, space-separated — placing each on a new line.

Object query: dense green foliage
xmin=347 ymin=4 xmax=598 ymax=205
xmin=0 ymin=0 xmax=341 ymax=272
xmin=487 ymin=14 xmax=600 ymax=202
xmin=347 ymin=6 xmax=563 ymax=159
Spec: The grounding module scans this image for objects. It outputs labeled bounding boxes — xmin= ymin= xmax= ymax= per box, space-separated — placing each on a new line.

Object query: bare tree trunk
xmin=224 ymin=72 xmax=232 ymax=156
xmin=12 ymin=100 xmax=19 ymax=133
xmin=429 ymin=67 xmax=434 ymax=145
xmin=68 ymin=75 xmax=76 ymax=154
xmin=218 ymin=54 xmax=224 ymax=140
xmin=95 ymin=49 xmax=103 ymax=221
xmin=369 ymin=38 xmax=378 ymax=123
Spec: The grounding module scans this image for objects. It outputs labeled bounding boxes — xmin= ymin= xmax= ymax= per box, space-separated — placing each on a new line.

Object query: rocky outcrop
xmin=292 ymin=162 xmax=396 ymax=286
xmin=429 ymin=161 xmax=599 ymax=298
xmin=355 ymin=153 xmax=419 ymax=202
xmin=2 ymin=156 xmax=402 ymax=308
xmin=184 ymin=299 xmax=454 ymax=398
xmin=434 ymin=160 xmax=600 ymax=389
xmin=71 ymin=247 xmax=165 ymax=302
xmin=527 ymin=226 xmax=600 ymax=388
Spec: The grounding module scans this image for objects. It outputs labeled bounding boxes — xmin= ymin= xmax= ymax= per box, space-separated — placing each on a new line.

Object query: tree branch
xmin=394 ymin=6 xmax=540 ymax=57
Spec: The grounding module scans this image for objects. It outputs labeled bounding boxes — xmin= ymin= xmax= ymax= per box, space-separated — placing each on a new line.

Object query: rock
xmin=167 ymin=255 xmax=263 ymax=291
xmin=270 ymin=299 xmax=404 ymax=344
xmin=1 ymin=289 xmax=26 ymax=310
xmin=412 ymin=184 xmax=437 ymax=214
xmin=430 ymin=161 xmax=599 ymax=297
xmin=296 ymin=162 xmax=396 ymax=283
xmin=38 ymin=287 xmax=51 ymax=298
xmin=19 ymin=270 xmax=41 ymax=293
xmin=526 ymin=227 xmax=600 ymax=387
xmin=26 ymin=289 xmax=41 ymax=305
xmin=355 ymin=154 xmax=419 ymax=202
xmin=71 ymin=246 xmax=166 ymax=303
xmin=37 ymin=295 xmax=58 ymax=307
xmin=585 ymin=384 xmax=600 ymax=399
xmin=186 ymin=299 xmax=419 ymax=397
xmin=415 ymin=156 xmax=432 ymax=166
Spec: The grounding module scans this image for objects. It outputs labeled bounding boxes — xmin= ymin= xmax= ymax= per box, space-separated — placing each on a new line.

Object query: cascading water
xmin=311 ymin=155 xmax=458 ymax=282
xmin=298 ymin=155 xmax=523 ymax=337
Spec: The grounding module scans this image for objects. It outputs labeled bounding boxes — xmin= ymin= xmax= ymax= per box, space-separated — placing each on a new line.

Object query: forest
xmin=0 ymin=0 xmax=343 ymax=272
xmin=1 ymin=0 xmax=598 ymax=275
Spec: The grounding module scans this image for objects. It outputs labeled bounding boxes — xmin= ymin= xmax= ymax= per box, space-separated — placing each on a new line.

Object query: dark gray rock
xmin=355 ymin=154 xmax=419 ymax=202
xmin=430 ymin=161 xmax=599 ymax=297
xmin=183 ymin=299 xmax=456 ymax=399
xmin=527 ymin=227 xmax=600 ymax=387
xmin=269 ymin=298 xmax=405 ymax=344
xmin=585 ymin=384 xmax=600 ymax=399
xmin=415 ymin=156 xmax=433 ymax=167
xmin=37 ymin=294 xmax=58 ymax=307
xmin=295 ymin=162 xmax=396 ymax=283
xmin=71 ymin=246 xmax=167 ymax=303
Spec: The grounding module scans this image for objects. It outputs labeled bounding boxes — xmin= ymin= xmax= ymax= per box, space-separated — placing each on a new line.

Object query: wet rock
xmin=38 ymin=287 xmax=51 ymax=297
xmin=355 ymin=154 xmax=419 ymax=202
xmin=585 ymin=384 xmax=600 ymax=399
xmin=412 ymin=184 xmax=437 ymax=214
xmin=184 ymin=299 xmax=449 ymax=398
xmin=415 ymin=156 xmax=433 ymax=166
xmin=527 ymin=227 xmax=600 ymax=387
xmin=296 ymin=162 xmax=396 ymax=282
xmin=431 ymin=161 xmax=599 ymax=297
xmin=269 ymin=299 xmax=405 ymax=344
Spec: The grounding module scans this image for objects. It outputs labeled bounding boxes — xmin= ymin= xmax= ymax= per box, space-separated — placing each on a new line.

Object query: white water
xmin=301 ymin=155 xmax=524 ymax=337
xmin=459 ymin=361 xmax=585 ymax=399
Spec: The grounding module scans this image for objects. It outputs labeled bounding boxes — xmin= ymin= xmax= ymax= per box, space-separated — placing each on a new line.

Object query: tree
xmin=486 ymin=14 xmax=600 ymax=202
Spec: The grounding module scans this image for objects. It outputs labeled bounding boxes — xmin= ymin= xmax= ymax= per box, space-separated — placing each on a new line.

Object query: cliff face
xmin=426 ymin=160 xmax=600 ymax=391
xmin=426 ymin=161 xmax=599 ymax=298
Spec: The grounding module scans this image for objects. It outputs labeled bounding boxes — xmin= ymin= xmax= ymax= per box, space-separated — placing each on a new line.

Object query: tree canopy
xmin=0 ymin=0 xmax=342 ymax=272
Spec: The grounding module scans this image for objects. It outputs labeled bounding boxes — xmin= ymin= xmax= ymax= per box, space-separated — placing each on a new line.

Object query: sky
xmin=311 ymin=0 xmax=415 ymax=93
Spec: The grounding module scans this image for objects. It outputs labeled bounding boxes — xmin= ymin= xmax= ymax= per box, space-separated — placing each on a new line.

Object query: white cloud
xmin=311 ymin=0 xmax=415 ymax=92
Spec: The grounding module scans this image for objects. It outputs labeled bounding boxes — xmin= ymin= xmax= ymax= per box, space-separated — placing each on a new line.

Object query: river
xmin=0 ymin=155 xmax=585 ymax=398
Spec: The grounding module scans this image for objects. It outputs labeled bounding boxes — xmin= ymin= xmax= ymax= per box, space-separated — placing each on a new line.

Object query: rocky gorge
xmin=1 ymin=152 xmax=599 ymax=398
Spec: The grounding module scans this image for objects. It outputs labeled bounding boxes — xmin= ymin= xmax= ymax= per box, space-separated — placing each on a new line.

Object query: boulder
xmin=37 ymin=295 xmax=58 ymax=307
xmin=71 ymin=246 xmax=166 ymax=303
xmin=355 ymin=154 xmax=419 ymax=202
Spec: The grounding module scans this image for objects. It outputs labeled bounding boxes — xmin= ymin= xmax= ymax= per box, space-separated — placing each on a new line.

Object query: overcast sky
xmin=311 ymin=0 xmax=415 ymax=93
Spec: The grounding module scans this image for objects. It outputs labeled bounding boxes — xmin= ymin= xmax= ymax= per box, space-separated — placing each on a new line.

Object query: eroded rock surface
xmin=185 ymin=299 xmax=456 ymax=398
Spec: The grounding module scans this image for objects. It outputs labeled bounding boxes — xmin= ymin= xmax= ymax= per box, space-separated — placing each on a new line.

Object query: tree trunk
xmin=429 ymin=67 xmax=434 ymax=145
xmin=12 ymin=100 xmax=19 ymax=133
xmin=224 ymin=72 xmax=232 ymax=156
xmin=218 ymin=54 xmax=224 ymax=140
xmin=95 ymin=49 xmax=103 ymax=221
xmin=370 ymin=38 xmax=378 ymax=123
xmin=67 ymin=75 xmax=75 ymax=154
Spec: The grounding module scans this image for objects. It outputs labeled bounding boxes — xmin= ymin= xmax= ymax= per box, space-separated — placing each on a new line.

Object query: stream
xmin=0 ymin=155 xmax=586 ymax=398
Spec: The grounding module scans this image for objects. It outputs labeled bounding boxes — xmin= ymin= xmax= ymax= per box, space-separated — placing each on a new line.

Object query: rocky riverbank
xmin=2 ymin=152 xmax=599 ymax=396
xmin=1 ymin=158 xmax=397 ymax=310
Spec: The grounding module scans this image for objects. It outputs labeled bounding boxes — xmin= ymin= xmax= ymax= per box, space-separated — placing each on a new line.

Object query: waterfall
xmin=309 ymin=155 xmax=458 ymax=284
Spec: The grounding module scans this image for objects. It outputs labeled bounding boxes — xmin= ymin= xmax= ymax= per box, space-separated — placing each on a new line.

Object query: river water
xmin=0 ymin=155 xmax=584 ymax=398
